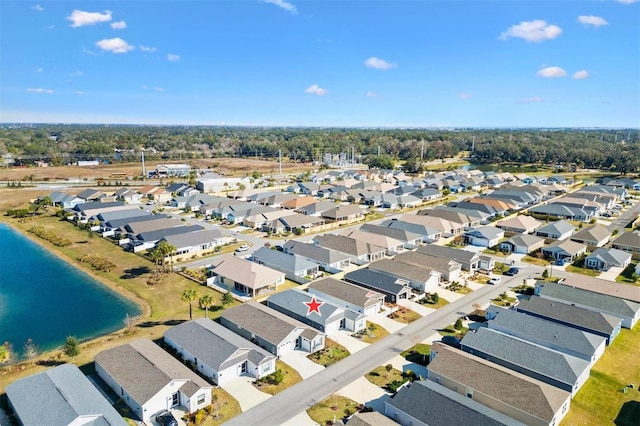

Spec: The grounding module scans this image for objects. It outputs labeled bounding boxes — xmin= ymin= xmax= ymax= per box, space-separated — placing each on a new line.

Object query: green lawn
xmin=565 ymin=264 xmax=601 ymax=277
xmin=252 ymin=360 xmax=302 ymax=395
xmin=202 ymin=388 xmax=242 ymax=426
xmin=522 ymin=255 xmax=551 ymax=266
xmin=438 ymin=324 xmax=469 ymax=339
xmin=615 ymin=263 xmax=640 ymax=285
xmin=401 ymin=343 xmax=431 ymax=366
xmin=418 ymin=296 xmax=450 ymax=309
xmin=491 ymin=294 xmax=517 ymax=307
xmin=356 ymin=321 xmax=390 ymax=344
xmin=308 ymin=339 xmax=350 ymax=367
xmin=306 ymin=395 xmax=361 ymax=426
xmin=365 ymin=366 xmax=411 ymax=392
xmin=561 ymin=324 xmax=640 ymax=426
xmin=388 ymin=306 xmax=422 ymax=323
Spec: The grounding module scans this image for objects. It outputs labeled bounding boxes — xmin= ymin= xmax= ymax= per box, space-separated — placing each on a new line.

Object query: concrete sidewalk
xmin=330 ymin=330 xmax=369 ymax=354
xmin=281 ymin=350 xmax=325 ymax=380
xmin=220 ymin=376 xmax=271 ymax=412
xmin=398 ymin=299 xmax=436 ymax=316
xmin=369 ymin=312 xmax=407 ymax=333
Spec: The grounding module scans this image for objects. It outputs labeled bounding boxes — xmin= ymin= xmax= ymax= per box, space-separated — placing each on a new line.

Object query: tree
xmin=123 ymin=313 xmax=138 ymax=334
xmin=198 ymin=294 xmax=214 ymax=318
xmin=432 ymin=292 xmax=440 ymax=303
xmin=63 ymin=336 xmax=81 ymax=363
xmin=402 ymin=157 xmax=424 ymax=174
xmin=221 ymin=290 xmax=234 ymax=308
xmin=182 ymin=289 xmax=199 ymax=320
xmin=0 ymin=342 xmax=15 ymax=365
xmin=23 ymin=338 xmax=39 ymax=364
xmin=156 ymin=240 xmax=176 ymax=273
xmin=542 ymin=268 xmax=549 ymax=279
xmin=148 ymin=248 xmax=163 ymax=276
xmin=454 ymin=318 xmax=464 ymax=330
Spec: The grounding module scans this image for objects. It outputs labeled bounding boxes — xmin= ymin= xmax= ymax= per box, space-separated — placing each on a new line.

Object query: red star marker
xmin=304 ymin=295 xmax=324 ymax=316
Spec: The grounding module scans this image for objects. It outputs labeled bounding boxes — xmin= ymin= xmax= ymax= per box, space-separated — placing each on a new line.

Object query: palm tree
xmin=148 ymin=248 xmax=163 ymax=276
xmin=182 ymin=289 xmax=198 ymax=320
xmin=156 ymin=240 xmax=176 ymax=273
xmin=221 ymin=290 xmax=234 ymax=308
xmin=198 ymin=294 xmax=214 ymax=318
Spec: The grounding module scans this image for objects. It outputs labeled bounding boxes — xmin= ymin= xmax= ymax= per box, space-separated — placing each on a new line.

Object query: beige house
xmin=496 ymin=215 xmax=543 ymax=234
xmin=207 ymin=255 xmax=285 ymax=297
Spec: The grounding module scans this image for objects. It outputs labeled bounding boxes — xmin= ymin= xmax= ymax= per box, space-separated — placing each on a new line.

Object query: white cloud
xmin=140 ymin=45 xmax=156 ymax=52
xmin=499 ymin=19 xmax=562 ymax=42
xmin=573 ymin=70 xmax=590 ymax=79
xmin=31 ymin=4 xmax=44 ymax=11
xmin=366 ymin=92 xmax=378 ymax=98
xmin=517 ymin=97 xmax=544 ymax=104
xmin=305 ymin=84 xmax=328 ymax=96
xmin=66 ymin=10 xmax=112 ymax=28
xmin=110 ymin=20 xmax=127 ymax=30
xmin=459 ymin=93 xmax=473 ymax=99
xmin=167 ymin=54 xmax=180 ymax=62
xmin=263 ymin=0 xmax=297 ymax=14
xmin=82 ymin=47 xmax=98 ymax=56
xmin=578 ymin=15 xmax=608 ymax=27
xmin=364 ymin=57 xmax=397 ymax=70
xmin=154 ymin=87 xmax=165 ymax=92
xmin=75 ymin=91 xmax=84 ymax=95
xmin=615 ymin=0 xmax=638 ymax=4
xmin=27 ymin=88 xmax=54 ymax=94
xmin=537 ymin=66 xmax=567 ymax=78
xmin=36 ymin=68 xmax=43 ymax=73
xmin=95 ymin=37 xmax=134 ymax=54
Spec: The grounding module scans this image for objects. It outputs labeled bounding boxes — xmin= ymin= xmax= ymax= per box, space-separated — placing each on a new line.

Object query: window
xmin=197 ymin=394 xmax=205 ymax=405
xmin=466 ymin=388 xmax=473 ymax=399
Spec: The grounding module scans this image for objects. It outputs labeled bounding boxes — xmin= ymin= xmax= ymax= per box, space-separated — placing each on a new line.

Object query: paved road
xmin=225 ymin=274 xmax=526 ymax=426
xmin=608 ymin=199 xmax=640 ymax=232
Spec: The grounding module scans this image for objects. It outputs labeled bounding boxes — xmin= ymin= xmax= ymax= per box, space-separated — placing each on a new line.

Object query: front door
xmin=171 ymin=392 xmax=179 ymax=407
xmin=240 ymin=361 xmax=248 ymax=375
xmin=340 ymin=318 xmax=346 ymax=330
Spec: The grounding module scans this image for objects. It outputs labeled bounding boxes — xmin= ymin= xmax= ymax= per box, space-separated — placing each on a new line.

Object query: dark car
xmin=156 ymin=412 xmax=178 ymax=426
xmin=554 ymin=258 xmax=568 ymax=266
xmin=504 ymin=267 xmax=520 ymax=276
xmin=441 ymin=335 xmax=461 ymax=349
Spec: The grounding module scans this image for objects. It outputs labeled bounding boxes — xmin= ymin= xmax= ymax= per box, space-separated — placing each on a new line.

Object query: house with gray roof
xmin=535 ymin=281 xmax=640 ymax=328
xmin=77 ymin=188 xmax=105 ymax=201
xmin=584 ymin=247 xmax=632 ymax=271
xmin=380 ymin=219 xmax=441 ymax=243
xmin=252 ymin=246 xmax=321 ymax=284
xmin=266 ymin=289 xmax=366 ymax=334
xmin=486 ymin=306 xmax=606 ymax=366
xmin=464 ymin=226 xmax=505 ymax=247
xmin=500 ymin=234 xmax=545 ymax=254
xmin=369 ymin=258 xmax=442 ymax=293
xmin=47 ymin=191 xmax=85 ymax=209
xmin=417 ymin=244 xmax=480 ymax=272
xmin=348 ymin=411 xmax=398 ymax=426
xmin=339 ymin=229 xmax=405 ymax=254
xmin=322 ymin=204 xmax=366 ymax=222
xmin=496 ymin=215 xmax=543 ymax=234
xmin=460 ymin=328 xmax=590 ymax=395
xmin=360 ymin=223 xmax=423 ymax=248
xmin=313 ymin=234 xmax=386 ymax=265
xmin=535 ymin=220 xmax=575 ymax=241
xmin=299 ymin=200 xmax=337 ymax=216
xmin=410 ymin=187 xmax=442 ymax=202
xmin=307 ymin=277 xmax=385 ymax=316
xmin=220 ymin=301 xmax=325 ymax=356
xmin=164 ymin=319 xmax=276 ymax=386
xmin=6 ymin=363 xmax=126 ymax=426
xmin=427 ymin=343 xmax=571 ymax=426
xmin=343 ymin=268 xmax=412 ymax=303
xmin=208 ymin=255 xmax=285 ymax=297
xmin=129 ymin=225 xmax=204 ymax=252
xmin=161 ymin=229 xmax=229 ymax=259
xmin=515 ymin=296 xmax=622 ymax=344
xmin=529 ymin=204 xmax=593 ymax=222
xmin=540 ymin=240 xmax=587 ymax=262
xmin=95 ymin=339 xmax=213 ymax=423
xmin=283 ymin=240 xmax=350 ymax=273
xmin=265 ymin=213 xmax=326 ymax=234
xmin=124 ymin=217 xmax=182 ymax=236
xmin=96 ymin=208 xmax=150 ymax=226
xmin=385 ymin=380 xmax=524 ymax=426
xmin=72 ymin=201 xmax=129 ymax=222
xmin=394 ymin=251 xmax=462 ymax=282
xmin=570 ymin=225 xmax=612 ymax=248
xmin=102 ymin=213 xmax=170 ymax=236
xmin=611 ymin=230 xmax=640 ymax=254
xmin=560 ymin=275 xmax=640 ymax=303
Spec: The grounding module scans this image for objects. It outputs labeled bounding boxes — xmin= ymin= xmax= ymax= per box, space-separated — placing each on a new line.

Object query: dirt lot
xmin=0 ymin=158 xmax=314 ymax=182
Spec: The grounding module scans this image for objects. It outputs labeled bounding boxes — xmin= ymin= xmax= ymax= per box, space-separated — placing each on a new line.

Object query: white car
xmin=487 ymin=277 xmax=502 ymax=285
xmin=235 ymin=244 xmax=250 ymax=252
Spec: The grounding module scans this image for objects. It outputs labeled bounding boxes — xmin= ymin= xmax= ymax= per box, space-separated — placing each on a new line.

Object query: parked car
xmin=156 ymin=412 xmax=178 ymax=426
xmin=487 ymin=277 xmax=501 ymax=285
xmin=441 ymin=335 xmax=461 ymax=349
xmin=554 ymin=258 xmax=568 ymax=266
xmin=235 ymin=244 xmax=250 ymax=252
xmin=504 ymin=267 xmax=520 ymax=276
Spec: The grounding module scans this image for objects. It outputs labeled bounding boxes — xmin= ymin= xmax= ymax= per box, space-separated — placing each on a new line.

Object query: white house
xmin=464 ymin=226 xmax=505 ymax=247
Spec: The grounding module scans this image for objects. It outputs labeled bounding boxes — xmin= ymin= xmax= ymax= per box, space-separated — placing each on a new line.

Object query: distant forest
xmin=0 ymin=125 xmax=638 ymax=174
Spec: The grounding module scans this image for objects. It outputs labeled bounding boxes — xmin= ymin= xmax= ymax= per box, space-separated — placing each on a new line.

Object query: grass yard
xmin=565 ymin=264 xmax=601 ymax=277
xmin=365 ymin=365 xmax=411 ymax=392
xmin=438 ymin=324 xmax=469 ymax=339
xmin=418 ymin=295 xmax=450 ymax=309
xmin=252 ymin=360 xmax=302 ymax=395
xmin=615 ymin=263 xmax=640 ymax=285
xmin=491 ymin=293 xmax=517 ymax=307
xmin=522 ymin=255 xmax=551 ymax=266
xmin=201 ymin=388 xmax=242 ymax=426
xmin=561 ymin=324 xmax=640 ymax=426
xmin=308 ymin=339 xmax=350 ymax=367
xmin=401 ymin=343 xmax=431 ymax=366
xmin=388 ymin=306 xmax=422 ymax=323
xmin=355 ymin=321 xmax=390 ymax=344
xmin=306 ymin=395 xmax=361 ymax=426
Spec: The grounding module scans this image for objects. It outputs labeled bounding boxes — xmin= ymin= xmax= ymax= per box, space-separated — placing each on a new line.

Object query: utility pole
xmin=278 ymin=149 xmax=282 ymax=176
xmin=472 ymin=136 xmax=475 ymax=152
xmin=141 ymin=149 xmax=146 ymax=182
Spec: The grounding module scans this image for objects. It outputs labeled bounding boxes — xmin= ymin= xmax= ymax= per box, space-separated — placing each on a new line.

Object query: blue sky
xmin=1 ymin=0 xmax=639 ymax=127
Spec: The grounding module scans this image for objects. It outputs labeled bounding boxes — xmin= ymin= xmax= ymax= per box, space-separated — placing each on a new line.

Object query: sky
xmin=1 ymin=0 xmax=639 ymax=127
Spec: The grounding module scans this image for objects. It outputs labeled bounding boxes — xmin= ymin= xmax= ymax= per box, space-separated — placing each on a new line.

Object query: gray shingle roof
xmin=585 ymin=247 xmax=632 ymax=267
xmin=571 ymin=225 xmax=611 ymax=243
xmin=6 ymin=364 xmax=126 ymax=426
xmin=135 ymin=225 xmax=204 ymax=242
xmin=428 ymin=343 xmax=570 ymax=424
xmin=283 ymin=240 xmax=351 ymax=265
xmin=73 ymin=201 xmax=124 ymax=212
xmin=163 ymin=229 xmax=225 ymax=249
xmin=465 ymin=226 xmax=504 ymax=241
xmin=369 ymin=258 xmax=442 ymax=282
xmin=266 ymin=289 xmax=348 ymax=325
xmin=611 ymin=230 xmax=640 ymax=249
xmin=537 ymin=282 xmax=640 ymax=318
xmin=460 ymin=328 xmax=589 ymax=387
xmin=252 ymin=247 xmax=320 ymax=274
xmin=380 ymin=219 xmax=441 ymax=238
xmin=343 ymin=268 xmax=411 ymax=295
xmin=503 ymin=234 xmax=545 ymax=248
xmin=394 ymin=251 xmax=461 ymax=274
xmin=313 ymin=234 xmax=386 ymax=257
xmin=308 ymin=277 xmax=384 ymax=309
xmin=97 ymin=209 xmax=149 ymax=223
xmin=164 ymin=319 xmax=275 ymax=371
xmin=417 ymin=244 xmax=479 ymax=264
xmin=535 ymin=220 xmax=575 ymax=236
xmin=95 ymin=339 xmax=211 ymax=405
xmin=387 ymin=380 xmax=524 ymax=426
xmin=360 ymin=223 xmax=422 ymax=244
xmin=105 ymin=214 xmax=169 ymax=229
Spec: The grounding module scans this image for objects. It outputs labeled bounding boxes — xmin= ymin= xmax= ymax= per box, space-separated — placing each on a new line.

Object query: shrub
xmin=385 ymin=364 xmax=393 ymax=372
xmin=454 ymin=318 xmax=463 ymax=330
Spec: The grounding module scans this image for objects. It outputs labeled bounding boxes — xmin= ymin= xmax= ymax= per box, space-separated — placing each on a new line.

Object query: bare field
xmin=0 ymin=158 xmax=314 ymax=181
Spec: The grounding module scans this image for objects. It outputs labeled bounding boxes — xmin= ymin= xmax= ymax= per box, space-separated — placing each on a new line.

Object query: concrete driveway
xmin=281 ymin=350 xmax=325 ymax=380
xmin=330 ymin=330 xmax=369 ymax=354
xmin=599 ymin=266 xmax=624 ymax=281
xmin=336 ymin=376 xmax=389 ymax=412
xmin=280 ymin=411 xmax=319 ymax=426
xmin=220 ymin=376 xmax=271 ymax=412
xmin=397 ymin=299 xmax=435 ymax=316
xmin=387 ymin=354 xmax=428 ymax=379
xmin=368 ymin=312 xmax=407 ymax=333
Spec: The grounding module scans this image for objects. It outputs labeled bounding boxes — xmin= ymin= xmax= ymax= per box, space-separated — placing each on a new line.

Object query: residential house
xmin=6 ymin=364 xmax=126 ymax=426
xmin=115 ymin=188 xmax=144 ymax=204
xmin=97 ymin=209 xmax=150 ymax=227
xmin=397 ymin=214 xmax=464 ymax=237
xmin=427 ymin=343 xmax=571 ymax=426
xmin=385 ymin=380 xmax=524 ymax=426
xmin=265 ymin=213 xmax=326 ymax=234
xmin=77 ymin=188 xmax=104 ymax=202
xmin=219 ymin=301 xmax=325 ymax=356
xmin=460 ymin=327 xmax=591 ymax=395
xmin=123 ymin=217 xmax=182 ymax=237
xmin=243 ymin=209 xmax=296 ymax=230
xmin=281 ymin=196 xmax=317 ymax=210
xmin=348 ymin=412 xmax=398 ymax=426
xmin=297 ymin=182 xmax=322 ymax=196
xmin=72 ymin=201 xmax=129 ymax=222
xmin=529 ymin=204 xmax=593 ymax=222
xmin=486 ymin=306 xmax=606 ymax=365
xmin=129 ymin=225 xmax=204 ymax=252
xmin=500 ymin=234 xmax=545 ymax=254
xmin=265 ymin=289 xmax=366 ymax=334
xmin=540 ymin=240 xmax=587 ymax=263
xmin=380 ymin=219 xmax=441 ymax=243
xmin=140 ymin=185 xmax=172 ymax=203
xmin=343 ymin=268 xmax=412 ymax=303
xmin=227 ymin=205 xmax=276 ymax=225
xmin=419 ymin=208 xmax=481 ymax=229
xmin=360 ymin=223 xmax=423 ymax=248
xmin=535 ymin=281 xmax=640 ymax=328
xmin=581 ymin=184 xmax=626 ymax=201
xmin=496 ymin=215 xmax=543 ymax=234
xmin=535 ymin=220 xmax=575 ymax=241
xmin=164 ymin=319 xmax=276 ymax=386
xmin=47 ymin=191 xmax=85 ymax=209
xmin=208 ymin=255 xmax=285 ymax=297
xmin=102 ymin=213 xmax=170 ymax=236
xmin=298 ymin=200 xmax=336 ymax=216
xmin=95 ymin=339 xmax=213 ymax=423
xmin=553 ymin=197 xmax=604 ymax=216
xmin=611 ymin=230 xmax=640 ymax=255
xmin=255 ymin=192 xmax=299 ymax=208
xmin=283 ymin=240 xmax=351 ymax=273
xmin=313 ymin=234 xmax=386 ymax=265
xmin=584 ymin=248 xmax=632 ymax=271
xmin=417 ymin=245 xmax=481 ymax=272
xmin=464 ymin=226 xmax=505 ymax=247
xmin=307 ymin=277 xmax=385 ymax=316
xmin=393 ymin=251 xmax=462 ymax=282
xmin=560 ymin=275 xmax=640 ymax=304
xmin=322 ymin=204 xmax=366 ymax=222
xmin=410 ymin=188 xmax=442 ymax=202
xmin=338 ymin=229 xmax=405 ymax=254
xmin=161 ymin=229 xmax=229 ymax=259
xmin=516 ymin=296 xmax=622 ymax=344
xmin=570 ymin=225 xmax=612 ymax=248
xmin=369 ymin=258 xmax=442 ymax=293
xmin=252 ymin=247 xmax=321 ymax=284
